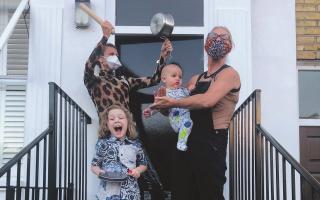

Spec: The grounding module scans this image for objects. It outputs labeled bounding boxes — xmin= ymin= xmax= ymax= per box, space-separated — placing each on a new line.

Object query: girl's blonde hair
xmin=98 ymin=104 xmax=137 ymax=139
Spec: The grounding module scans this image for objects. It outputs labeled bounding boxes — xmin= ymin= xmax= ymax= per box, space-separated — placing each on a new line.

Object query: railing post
xmin=229 ymin=118 xmax=235 ymax=200
xmin=255 ymin=90 xmax=261 ymax=126
xmin=255 ymin=131 xmax=262 ymax=200
xmin=255 ymin=90 xmax=262 ymax=200
xmin=6 ymin=186 xmax=15 ymax=200
xmin=67 ymin=183 xmax=73 ymax=200
xmin=48 ymin=83 xmax=57 ymax=200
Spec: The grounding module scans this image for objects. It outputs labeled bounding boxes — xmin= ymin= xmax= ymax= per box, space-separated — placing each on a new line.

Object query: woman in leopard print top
xmin=84 ymin=21 xmax=172 ymax=124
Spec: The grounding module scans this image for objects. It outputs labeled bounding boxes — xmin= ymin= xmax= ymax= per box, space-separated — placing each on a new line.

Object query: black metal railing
xmin=0 ymin=82 xmax=91 ymax=200
xmin=229 ymin=90 xmax=320 ymax=200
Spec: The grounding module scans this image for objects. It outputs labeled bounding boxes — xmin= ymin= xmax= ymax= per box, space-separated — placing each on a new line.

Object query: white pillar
xmin=252 ymin=0 xmax=299 ymax=160
xmin=24 ymin=3 xmax=63 ymax=143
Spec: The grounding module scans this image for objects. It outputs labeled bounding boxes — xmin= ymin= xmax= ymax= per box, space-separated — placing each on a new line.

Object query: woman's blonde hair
xmin=98 ymin=104 xmax=137 ymax=139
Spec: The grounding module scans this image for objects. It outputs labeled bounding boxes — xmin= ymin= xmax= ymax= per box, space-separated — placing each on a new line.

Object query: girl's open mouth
xmin=114 ymin=124 xmax=123 ymax=132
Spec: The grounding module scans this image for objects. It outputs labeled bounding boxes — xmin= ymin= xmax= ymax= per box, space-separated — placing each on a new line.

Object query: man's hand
xmin=155 ymin=86 xmax=166 ymax=98
xmin=143 ymin=108 xmax=153 ymax=118
xmin=150 ymin=96 xmax=176 ymax=109
xmin=101 ymin=20 xmax=114 ymax=38
xmin=160 ymin=38 xmax=173 ymax=61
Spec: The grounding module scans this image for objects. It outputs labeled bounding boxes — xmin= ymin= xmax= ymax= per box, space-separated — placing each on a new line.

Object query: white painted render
xmin=23 ymin=0 xmax=298 ymax=198
xmin=252 ymin=0 xmax=299 ymax=161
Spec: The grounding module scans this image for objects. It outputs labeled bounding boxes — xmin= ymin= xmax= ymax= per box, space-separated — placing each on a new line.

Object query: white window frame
xmin=105 ymin=0 xmax=207 ymax=70
xmin=298 ymin=65 xmax=320 ymax=126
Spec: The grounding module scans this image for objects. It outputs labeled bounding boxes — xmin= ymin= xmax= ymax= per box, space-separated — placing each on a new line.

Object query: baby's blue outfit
xmin=167 ymin=88 xmax=193 ymax=151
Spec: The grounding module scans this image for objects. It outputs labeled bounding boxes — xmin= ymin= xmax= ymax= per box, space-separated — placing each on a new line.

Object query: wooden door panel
xmin=300 ymin=126 xmax=320 ymax=200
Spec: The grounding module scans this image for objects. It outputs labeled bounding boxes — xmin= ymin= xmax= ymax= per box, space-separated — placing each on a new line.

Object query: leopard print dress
xmin=84 ymin=36 xmax=165 ymax=194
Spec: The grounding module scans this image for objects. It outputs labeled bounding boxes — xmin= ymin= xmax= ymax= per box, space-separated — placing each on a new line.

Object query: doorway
xmin=300 ymin=126 xmax=320 ymax=200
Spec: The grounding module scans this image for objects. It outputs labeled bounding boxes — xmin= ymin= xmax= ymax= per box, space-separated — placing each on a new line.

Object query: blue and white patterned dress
xmin=92 ymin=135 xmax=147 ymax=200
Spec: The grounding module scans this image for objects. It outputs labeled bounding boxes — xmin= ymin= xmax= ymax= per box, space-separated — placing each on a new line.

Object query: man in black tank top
xmin=152 ymin=26 xmax=241 ymax=200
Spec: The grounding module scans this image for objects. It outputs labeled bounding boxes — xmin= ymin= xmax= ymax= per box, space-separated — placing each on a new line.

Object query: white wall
xmin=252 ymin=0 xmax=299 ymax=159
xmin=25 ymin=2 xmax=64 ymax=143
xmin=60 ymin=0 xmax=104 ymax=198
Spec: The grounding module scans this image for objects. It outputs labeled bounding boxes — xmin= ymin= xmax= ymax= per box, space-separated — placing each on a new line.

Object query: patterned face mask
xmin=205 ymin=32 xmax=232 ymax=60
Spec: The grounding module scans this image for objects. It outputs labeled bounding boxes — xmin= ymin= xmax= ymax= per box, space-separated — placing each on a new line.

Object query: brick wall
xmin=296 ymin=0 xmax=320 ymax=60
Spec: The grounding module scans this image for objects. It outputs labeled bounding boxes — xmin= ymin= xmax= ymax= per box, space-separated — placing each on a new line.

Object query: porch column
xmin=24 ymin=2 xmax=63 ymax=143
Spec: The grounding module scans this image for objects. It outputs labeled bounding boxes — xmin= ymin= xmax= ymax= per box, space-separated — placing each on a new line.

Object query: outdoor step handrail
xmin=257 ymin=125 xmax=320 ymax=194
xmin=0 ymin=82 xmax=91 ymax=200
xmin=0 ymin=128 xmax=51 ymax=177
xmin=229 ymin=89 xmax=320 ymax=200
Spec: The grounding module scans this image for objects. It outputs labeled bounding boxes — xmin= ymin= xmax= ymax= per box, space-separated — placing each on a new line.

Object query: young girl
xmin=91 ymin=105 xmax=147 ymax=200
xmin=144 ymin=63 xmax=193 ymax=151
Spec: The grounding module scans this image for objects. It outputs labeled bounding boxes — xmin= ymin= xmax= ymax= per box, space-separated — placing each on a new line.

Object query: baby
xmin=144 ymin=63 xmax=193 ymax=151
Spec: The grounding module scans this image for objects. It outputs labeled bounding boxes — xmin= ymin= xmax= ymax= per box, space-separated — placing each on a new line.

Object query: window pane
xmin=299 ymin=70 xmax=320 ymax=119
xmin=116 ymin=35 xmax=204 ymax=94
xmin=116 ymin=0 xmax=203 ymax=26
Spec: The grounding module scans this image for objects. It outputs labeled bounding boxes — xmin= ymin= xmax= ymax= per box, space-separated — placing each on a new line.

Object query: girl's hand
xmin=101 ymin=20 xmax=114 ymax=38
xmin=97 ymin=169 xmax=105 ymax=177
xmin=160 ymin=38 xmax=173 ymax=61
xmin=128 ymin=168 xmax=141 ymax=179
xmin=91 ymin=166 xmax=104 ymax=176
xmin=151 ymin=96 xmax=176 ymax=109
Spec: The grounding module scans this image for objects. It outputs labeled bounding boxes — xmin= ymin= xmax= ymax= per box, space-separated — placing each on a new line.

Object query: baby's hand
xmin=128 ymin=168 xmax=141 ymax=179
xmin=143 ymin=108 xmax=153 ymax=118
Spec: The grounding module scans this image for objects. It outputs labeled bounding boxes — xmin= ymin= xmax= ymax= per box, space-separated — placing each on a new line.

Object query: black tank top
xmin=189 ymin=65 xmax=233 ymax=142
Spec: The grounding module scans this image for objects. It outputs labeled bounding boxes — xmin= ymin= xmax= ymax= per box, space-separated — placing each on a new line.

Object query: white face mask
xmin=105 ymin=55 xmax=122 ymax=70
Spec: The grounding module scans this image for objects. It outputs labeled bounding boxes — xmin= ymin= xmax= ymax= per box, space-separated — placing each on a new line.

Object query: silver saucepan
xmin=150 ymin=13 xmax=174 ymax=38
